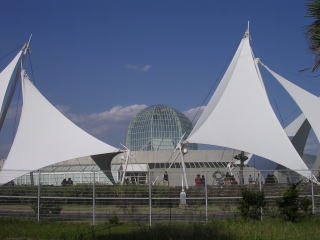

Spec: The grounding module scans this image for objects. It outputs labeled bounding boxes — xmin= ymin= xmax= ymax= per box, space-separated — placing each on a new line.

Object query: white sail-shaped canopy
xmin=0 ymin=70 xmax=118 ymax=184
xmin=0 ymin=50 xmax=24 ymax=130
xmin=285 ymin=114 xmax=307 ymax=137
xmin=260 ymin=62 xmax=320 ymax=144
xmin=187 ymin=32 xmax=311 ymax=179
xmin=285 ymin=114 xmax=311 ymax=158
xmin=246 ymin=114 xmax=310 ymax=165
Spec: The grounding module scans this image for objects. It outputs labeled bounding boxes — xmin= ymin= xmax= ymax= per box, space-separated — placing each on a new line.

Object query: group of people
xmin=61 ymin=178 xmax=73 ymax=186
xmin=224 ymin=173 xmax=256 ymax=185
xmin=223 ymin=172 xmax=237 ymax=185
xmin=123 ymin=176 xmax=139 ymax=185
xmin=195 ymin=174 xmax=205 ymax=186
xmin=161 ymin=171 xmax=259 ymax=186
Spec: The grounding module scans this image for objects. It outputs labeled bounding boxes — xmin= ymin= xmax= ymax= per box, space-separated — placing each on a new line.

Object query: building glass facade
xmin=14 ymin=164 xmax=118 ymax=186
xmin=125 ymin=104 xmax=197 ymax=151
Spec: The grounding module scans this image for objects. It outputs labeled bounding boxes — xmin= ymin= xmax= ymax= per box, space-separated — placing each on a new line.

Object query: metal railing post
xmin=92 ymin=171 xmax=96 ymax=226
xmin=311 ymin=179 xmax=315 ymax=215
xmin=259 ymin=173 xmax=263 ymax=221
xmin=148 ymin=170 xmax=152 ymax=227
xmin=37 ymin=170 xmax=41 ymax=223
xmin=205 ymin=172 xmax=208 ymax=223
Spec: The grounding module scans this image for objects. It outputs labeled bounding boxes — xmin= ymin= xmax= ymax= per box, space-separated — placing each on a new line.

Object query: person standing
xmin=163 ymin=171 xmax=169 ymax=186
xmin=201 ymin=175 xmax=205 ymax=186
xmin=248 ymin=175 xmax=253 ymax=185
xmin=195 ymin=174 xmax=202 ymax=186
xmin=61 ymin=178 xmax=67 ymax=186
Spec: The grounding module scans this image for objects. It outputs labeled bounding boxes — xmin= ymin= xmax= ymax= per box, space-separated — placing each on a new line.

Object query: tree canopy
xmin=306 ymin=0 xmax=320 ymax=71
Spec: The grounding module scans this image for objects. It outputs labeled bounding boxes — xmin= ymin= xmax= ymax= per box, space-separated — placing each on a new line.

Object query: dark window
xmin=208 ymin=162 xmax=215 ymax=168
xmin=204 ymin=162 xmax=210 ymax=168
xmin=194 ymin=162 xmax=201 ymax=168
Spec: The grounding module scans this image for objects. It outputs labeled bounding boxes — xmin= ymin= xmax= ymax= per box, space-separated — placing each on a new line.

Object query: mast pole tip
xmin=244 ymin=20 xmax=250 ymax=38
xmin=23 ymin=34 xmax=32 ymax=55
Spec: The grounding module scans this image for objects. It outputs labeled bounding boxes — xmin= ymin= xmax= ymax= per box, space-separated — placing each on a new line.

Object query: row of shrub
xmin=0 ymin=184 xmax=180 ymax=198
xmin=239 ymin=181 xmax=312 ymax=221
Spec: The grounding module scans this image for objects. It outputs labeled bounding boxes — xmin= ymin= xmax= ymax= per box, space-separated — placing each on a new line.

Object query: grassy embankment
xmin=1 ymin=217 xmax=320 ymax=240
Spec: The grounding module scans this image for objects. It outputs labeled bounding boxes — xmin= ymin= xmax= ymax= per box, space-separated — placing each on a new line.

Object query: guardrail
xmin=0 ymin=169 xmax=319 ymax=225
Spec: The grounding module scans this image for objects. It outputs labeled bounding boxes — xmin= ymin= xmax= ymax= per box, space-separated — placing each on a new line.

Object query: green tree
xmin=306 ymin=0 xmax=320 ymax=71
xmin=277 ymin=181 xmax=312 ymax=221
xmin=239 ymin=188 xmax=266 ymax=220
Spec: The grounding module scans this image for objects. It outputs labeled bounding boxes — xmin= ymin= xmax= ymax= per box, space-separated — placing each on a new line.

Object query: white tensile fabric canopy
xmin=187 ymin=32 xmax=311 ymax=179
xmin=285 ymin=114 xmax=311 ymax=157
xmin=246 ymin=114 xmax=310 ymax=165
xmin=0 ymin=70 xmax=118 ymax=184
xmin=285 ymin=114 xmax=307 ymax=138
xmin=260 ymin=62 xmax=320 ymax=144
xmin=0 ymin=50 xmax=23 ymax=130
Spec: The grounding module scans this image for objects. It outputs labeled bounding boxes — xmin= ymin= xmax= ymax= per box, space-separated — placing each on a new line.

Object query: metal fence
xmin=0 ymin=169 xmax=319 ymax=225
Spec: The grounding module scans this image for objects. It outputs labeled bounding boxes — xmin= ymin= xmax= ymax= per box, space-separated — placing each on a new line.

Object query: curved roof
xmin=125 ymin=104 xmax=196 ymax=151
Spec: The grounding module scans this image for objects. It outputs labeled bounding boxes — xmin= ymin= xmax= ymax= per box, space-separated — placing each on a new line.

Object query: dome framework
xmin=125 ymin=104 xmax=197 ymax=151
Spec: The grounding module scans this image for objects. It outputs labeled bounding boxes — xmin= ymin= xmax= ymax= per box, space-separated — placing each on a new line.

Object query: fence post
xmin=311 ymin=179 xmax=315 ymax=215
xmin=259 ymin=173 xmax=263 ymax=221
xmin=148 ymin=170 xmax=152 ymax=227
xmin=37 ymin=170 xmax=41 ymax=223
xmin=205 ymin=172 xmax=208 ymax=223
xmin=92 ymin=171 xmax=96 ymax=226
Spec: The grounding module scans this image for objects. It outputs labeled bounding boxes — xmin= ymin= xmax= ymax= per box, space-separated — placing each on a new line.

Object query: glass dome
xmin=125 ymin=104 xmax=197 ymax=151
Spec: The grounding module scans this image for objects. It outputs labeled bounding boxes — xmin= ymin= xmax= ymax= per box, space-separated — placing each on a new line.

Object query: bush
xmin=300 ymin=197 xmax=312 ymax=216
xmin=31 ymin=200 xmax=62 ymax=216
xmin=277 ymin=181 xmax=312 ymax=221
xmin=239 ymin=188 xmax=265 ymax=220
xmin=277 ymin=182 xmax=300 ymax=221
xmin=108 ymin=216 xmax=120 ymax=225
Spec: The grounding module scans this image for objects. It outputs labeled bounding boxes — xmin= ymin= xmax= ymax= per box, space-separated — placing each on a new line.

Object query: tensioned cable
xmin=10 ymin=48 xmax=34 ymax=153
xmin=27 ymin=52 xmax=36 ymax=84
xmin=11 ymin=79 xmax=21 ymax=144
xmin=258 ymin=60 xmax=300 ymax=126
xmin=258 ymin=61 xmax=303 ymax=125
xmin=272 ymin=97 xmax=285 ymax=126
xmin=189 ymin=39 xmax=241 ymax=126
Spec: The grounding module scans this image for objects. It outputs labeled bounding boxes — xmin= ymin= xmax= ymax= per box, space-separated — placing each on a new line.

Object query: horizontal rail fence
xmin=0 ymin=169 xmax=319 ymax=224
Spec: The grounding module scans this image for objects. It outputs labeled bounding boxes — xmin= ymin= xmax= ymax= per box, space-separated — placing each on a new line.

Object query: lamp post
xmin=234 ymin=151 xmax=248 ymax=185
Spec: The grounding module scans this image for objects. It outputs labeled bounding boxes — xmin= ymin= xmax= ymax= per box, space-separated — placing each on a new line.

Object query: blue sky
xmin=0 ymin=0 xmax=319 ymax=157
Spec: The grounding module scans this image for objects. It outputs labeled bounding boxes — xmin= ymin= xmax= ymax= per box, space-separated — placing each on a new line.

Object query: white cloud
xmin=58 ymin=104 xmax=148 ymax=147
xmin=125 ymin=64 xmax=152 ymax=72
xmin=59 ymin=104 xmax=203 ymax=147
xmin=183 ymin=106 xmax=205 ymax=124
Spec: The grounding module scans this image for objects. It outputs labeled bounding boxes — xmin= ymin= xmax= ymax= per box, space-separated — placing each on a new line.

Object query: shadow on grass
xmin=3 ymin=217 xmax=320 ymax=240
xmin=94 ymin=223 xmax=233 ymax=240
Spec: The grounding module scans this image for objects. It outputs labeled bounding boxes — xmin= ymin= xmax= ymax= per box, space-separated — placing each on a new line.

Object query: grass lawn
xmin=0 ymin=203 xmax=240 ymax=214
xmin=1 ymin=217 xmax=320 ymax=240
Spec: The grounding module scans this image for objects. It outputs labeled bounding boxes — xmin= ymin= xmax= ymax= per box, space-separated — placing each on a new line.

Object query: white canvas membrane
xmin=246 ymin=114 xmax=309 ymax=165
xmin=285 ymin=114 xmax=311 ymax=157
xmin=285 ymin=114 xmax=307 ymax=137
xmin=0 ymin=50 xmax=23 ymax=130
xmin=187 ymin=33 xmax=311 ymax=179
xmin=0 ymin=70 xmax=118 ymax=184
xmin=261 ymin=62 xmax=320 ymax=144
